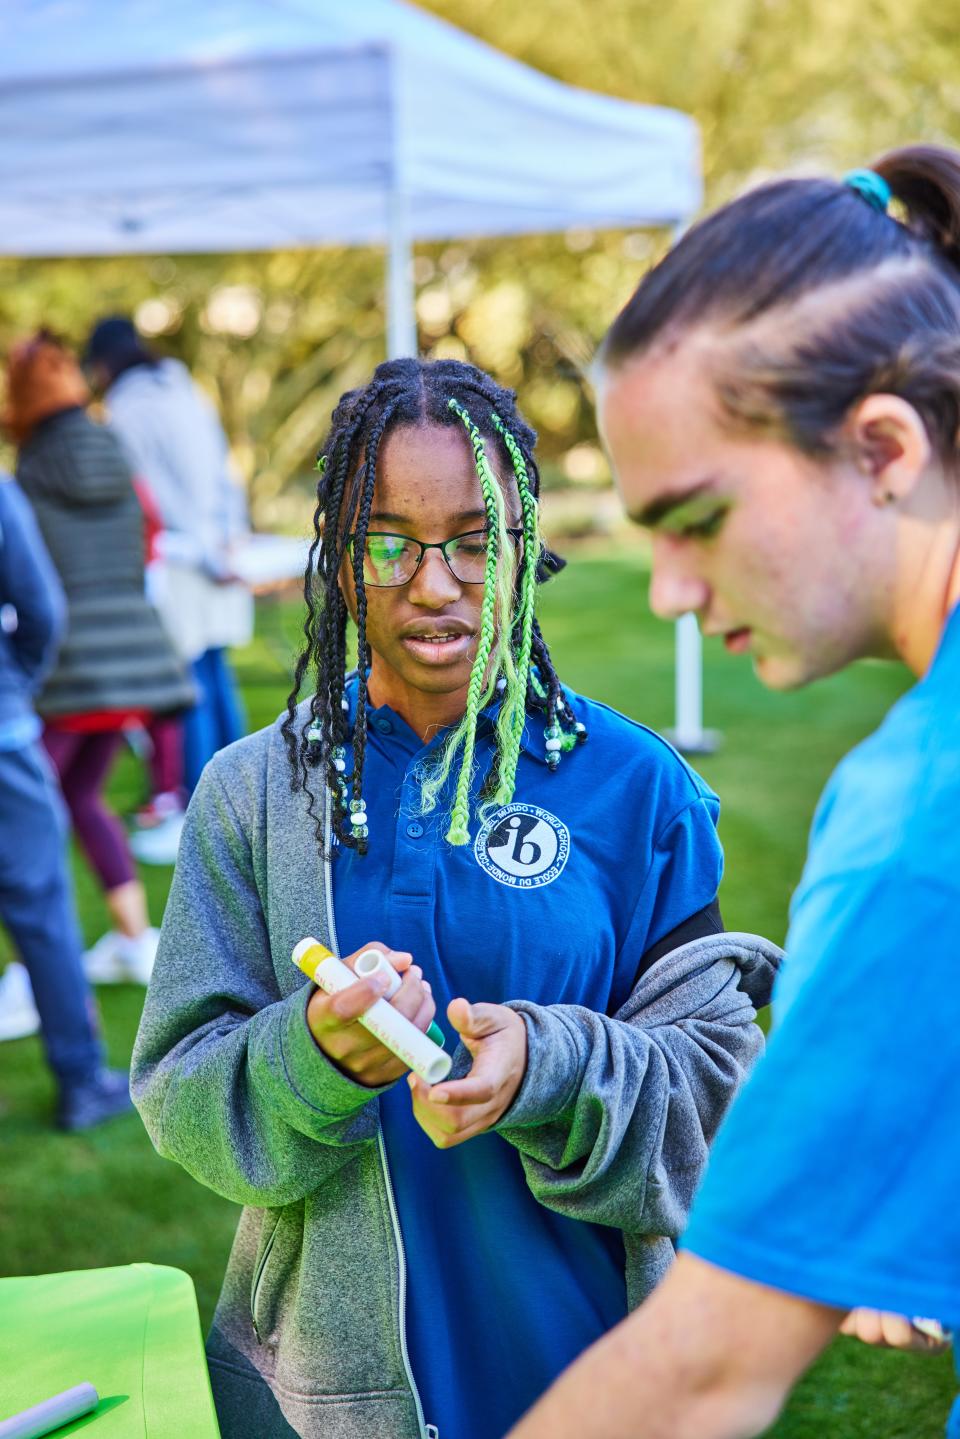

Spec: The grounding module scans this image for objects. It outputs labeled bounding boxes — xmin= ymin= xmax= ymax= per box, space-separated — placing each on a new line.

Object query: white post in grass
xmin=664 ymin=213 xmax=719 ymax=757
xmin=669 ymin=612 xmax=718 ymax=754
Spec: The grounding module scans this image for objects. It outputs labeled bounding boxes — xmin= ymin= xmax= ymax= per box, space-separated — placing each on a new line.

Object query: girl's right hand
xmin=306 ymin=942 xmax=436 ymax=1087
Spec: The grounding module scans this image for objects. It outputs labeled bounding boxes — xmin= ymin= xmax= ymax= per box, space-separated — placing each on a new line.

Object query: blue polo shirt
xmin=332 ymin=679 xmax=723 ymax=1439
xmin=683 ymin=606 xmax=960 ymax=1432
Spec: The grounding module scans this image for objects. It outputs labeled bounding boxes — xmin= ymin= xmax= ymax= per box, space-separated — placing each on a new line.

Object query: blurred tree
xmin=0 ymin=0 xmax=956 ymax=529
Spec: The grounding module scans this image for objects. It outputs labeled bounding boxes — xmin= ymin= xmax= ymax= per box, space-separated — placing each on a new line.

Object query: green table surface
xmin=0 ymin=1263 xmax=221 ymax=1437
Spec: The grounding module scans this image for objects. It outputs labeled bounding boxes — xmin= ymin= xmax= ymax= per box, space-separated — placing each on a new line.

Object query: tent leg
xmin=386 ymin=193 xmax=417 ymax=360
xmin=666 ymin=613 xmax=719 ymax=756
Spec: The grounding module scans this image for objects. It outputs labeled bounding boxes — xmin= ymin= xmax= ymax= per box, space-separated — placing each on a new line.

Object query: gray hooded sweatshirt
xmin=132 ymin=708 xmax=782 ymax=1439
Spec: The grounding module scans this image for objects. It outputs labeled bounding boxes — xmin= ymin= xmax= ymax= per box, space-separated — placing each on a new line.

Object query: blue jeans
xmin=0 ymin=742 xmax=103 ymax=1083
xmin=183 ymin=647 xmax=245 ymax=794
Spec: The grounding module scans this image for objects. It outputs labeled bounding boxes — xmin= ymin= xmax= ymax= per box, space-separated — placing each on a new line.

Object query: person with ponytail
xmin=131 ymin=357 xmax=779 ymax=1439
xmin=3 ymin=331 xmax=194 ymax=983
xmin=509 ymin=146 xmax=960 ymax=1439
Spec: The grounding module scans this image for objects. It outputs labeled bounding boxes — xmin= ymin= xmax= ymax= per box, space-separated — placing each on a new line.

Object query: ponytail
xmin=873 ymin=145 xmax=960 ymax=271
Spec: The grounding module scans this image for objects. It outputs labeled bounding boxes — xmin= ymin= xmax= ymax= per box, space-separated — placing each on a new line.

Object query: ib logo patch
xmin=474 ymin=803 xmax=570 ymax=889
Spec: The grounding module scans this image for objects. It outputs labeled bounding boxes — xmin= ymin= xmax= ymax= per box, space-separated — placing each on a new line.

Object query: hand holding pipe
xmin=293 ymin=939 xmax=452 ymax=1085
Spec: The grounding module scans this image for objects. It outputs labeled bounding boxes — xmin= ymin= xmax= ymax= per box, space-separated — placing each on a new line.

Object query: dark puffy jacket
xmin=16 ymin=407 xmax=194 ymax=718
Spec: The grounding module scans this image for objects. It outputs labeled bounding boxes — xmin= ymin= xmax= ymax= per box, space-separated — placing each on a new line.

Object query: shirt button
xmin=373 ymin=715 xmax=392 ymax=734
xmin=406 ymin=821 xmax=424 ymax=839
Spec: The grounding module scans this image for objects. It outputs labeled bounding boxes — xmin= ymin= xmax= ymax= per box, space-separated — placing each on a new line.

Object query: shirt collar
xmin=340 ymin=673 xmax=555 ymax=765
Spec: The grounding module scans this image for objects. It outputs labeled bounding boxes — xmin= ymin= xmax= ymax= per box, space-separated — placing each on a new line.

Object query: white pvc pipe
xmin=354 ymin=949 xmax=447 ymax=1051
xmin=293 ymin=939 xmax=451 ymax=1085
xmin=0 ymin=1384 xmax=99 ymax=1439
xmin=354 ymin=947 xmax=405 ymax=996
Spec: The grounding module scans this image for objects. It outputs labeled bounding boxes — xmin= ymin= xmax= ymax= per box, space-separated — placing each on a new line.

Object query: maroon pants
xmin=146 ymin=713 xmax=184 ymax=799
xmin=42 ymin=727 xmax=135 ymax=892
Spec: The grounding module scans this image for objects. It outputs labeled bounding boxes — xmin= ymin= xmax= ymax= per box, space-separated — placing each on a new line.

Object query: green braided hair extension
xmin=472 ymin=491 xmax=522 ymax=820
xmin=447 ymin=485 xmax=520 ymax=826
xmin=400 ymin=425 xmax=518 ymax=823
xmin=428 ymin=399 xmax=506 ymax=845
xmin=487 ymin=412 xmax=541 ymax=808
xmin=418 ymin=408 xmax=547 ymax=836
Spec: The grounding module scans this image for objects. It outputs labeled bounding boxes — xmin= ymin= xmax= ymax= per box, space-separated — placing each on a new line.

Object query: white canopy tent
xmin=0 ymin=0 xmax=711 ymax=748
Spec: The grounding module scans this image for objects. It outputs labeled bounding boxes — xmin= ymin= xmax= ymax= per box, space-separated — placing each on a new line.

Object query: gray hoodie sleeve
xmin=493 ymin=933 xmax=781 ymax=1238
xmin=131 ymin=750 xmax=389 ymax=1209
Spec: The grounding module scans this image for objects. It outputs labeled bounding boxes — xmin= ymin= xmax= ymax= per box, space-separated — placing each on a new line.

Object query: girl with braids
xmin=512 ymin=148 xmax=960 ymax=1439
xmin=132 ymin=357 xmax=780 ymax=1439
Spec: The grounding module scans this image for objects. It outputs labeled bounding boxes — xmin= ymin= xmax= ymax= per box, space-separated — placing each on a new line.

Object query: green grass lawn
xmin=0 ymin=549 xmax=954 ymax=1435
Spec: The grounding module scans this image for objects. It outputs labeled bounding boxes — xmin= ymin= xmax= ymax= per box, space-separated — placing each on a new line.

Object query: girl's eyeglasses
xmin=347 ymin=528 xmax=523 ymax=587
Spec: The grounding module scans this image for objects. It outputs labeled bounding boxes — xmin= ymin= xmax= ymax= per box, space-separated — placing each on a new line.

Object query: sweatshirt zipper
xmin=250 ymin=1215 xmax=280 ymax=1345
xmin=323 ymin=824 xmax=428 ymax=1439
xmin=377 ymin=1130 xmax=429 ymax=1438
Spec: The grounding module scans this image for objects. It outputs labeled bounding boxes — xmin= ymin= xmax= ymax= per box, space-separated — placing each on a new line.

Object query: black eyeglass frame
xmin=346 ymin=527 xmax=525 ymax=588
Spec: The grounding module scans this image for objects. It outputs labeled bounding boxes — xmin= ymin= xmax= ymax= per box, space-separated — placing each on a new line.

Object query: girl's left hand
xmin=840 ymin=1308 xmax=950 ymax=1352
xmin=408 ymin=999 xmax=527 ymax=1148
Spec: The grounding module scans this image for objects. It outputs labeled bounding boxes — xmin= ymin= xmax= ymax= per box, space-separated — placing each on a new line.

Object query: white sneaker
xmin=116 ymin=927 xmax=160 ymax=985
xmin=0 ymin=961 xmax=41 ymax=1041
xmin=82 ymin=930 xmax=128 ymax=984
xmin=129 ymin=811 xmax=185 ymax=866
xmin=83 ymin=927 xmax=160 ymax=985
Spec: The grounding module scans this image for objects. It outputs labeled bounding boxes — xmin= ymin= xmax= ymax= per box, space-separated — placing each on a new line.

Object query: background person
xmin=508 ymin=146 xmax=960 ymax=1439
xmin=131 ymin=358 xmax=780 ymax=1439
xmin=4 ymin=331 xmax=195 ymax=984
xmin=84 ymin=315 xmax=252 ymax=814
xmin=0 ymin=473 xmax=131 ymax=1130
xmin=125 ymin=469 xmax=190 ymax=861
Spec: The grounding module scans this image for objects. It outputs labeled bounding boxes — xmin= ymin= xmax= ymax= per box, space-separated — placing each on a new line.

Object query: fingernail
xmin=431 ymin=1090 xmax=448 ymax=1104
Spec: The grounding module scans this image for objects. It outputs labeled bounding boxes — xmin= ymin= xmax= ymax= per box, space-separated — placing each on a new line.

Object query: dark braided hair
xmin=281 ymin=357 xmax=587 ymax=857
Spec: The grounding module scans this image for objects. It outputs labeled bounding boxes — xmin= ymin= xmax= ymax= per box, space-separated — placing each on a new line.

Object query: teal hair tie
xmin=843 ymin=168 xmax=892 ymax=215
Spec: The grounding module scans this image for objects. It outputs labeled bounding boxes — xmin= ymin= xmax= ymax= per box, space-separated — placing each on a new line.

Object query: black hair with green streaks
xmin=281 ymin=357 xmax=585 ymax=858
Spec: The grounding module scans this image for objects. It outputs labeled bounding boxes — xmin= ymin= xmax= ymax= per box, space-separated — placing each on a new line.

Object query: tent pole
xmin=386 ymin=188 xmax=417 ymax=359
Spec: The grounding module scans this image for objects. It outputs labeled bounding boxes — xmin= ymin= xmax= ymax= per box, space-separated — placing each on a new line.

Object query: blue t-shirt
xmin=684 ymin=606 xmax=960 ymax=1422
xmin=333 ymin=681 xmax=722 ymax=1439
